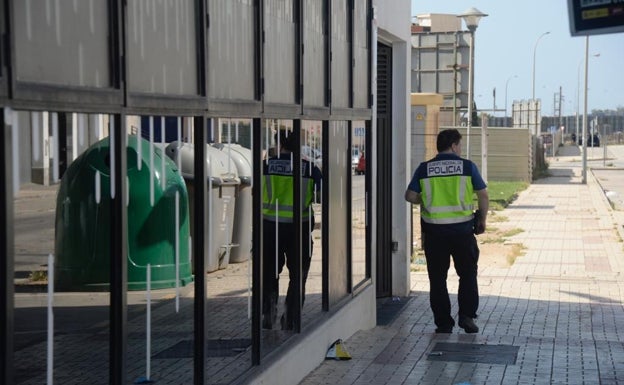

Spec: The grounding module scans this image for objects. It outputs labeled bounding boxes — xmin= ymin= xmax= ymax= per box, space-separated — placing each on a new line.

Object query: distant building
xmin=411 ymin=13 xmax=470 ymax=127
xmin=413 ymin=13 xmax=461 ymax=32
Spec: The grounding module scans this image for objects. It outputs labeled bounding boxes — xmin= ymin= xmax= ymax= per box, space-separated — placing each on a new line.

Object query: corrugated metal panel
xmin=126 ymin=0 xmax=198 ymax=94
xmin=410 ymin=105 xmax=427 ymax=168
xmin=451 ymin=127 xmax=531 ymax=182
xmin=410 ymin=104 xmax=439 ymax=170
xmin=14 ymin=0 xmax=111 ymax=87
xmin=353 ymin=1 xmax=369 ymax=109
xmin=513 ymin=100 xmax=542 ymax=134
xmin=208 ymin=0 xmax=256 ymax=100
xmin=264 ymin=0 xmax=296 ymax=104
xmin=331 ymin=0 xmax=349 ymax=108
xmin=303 ymin=0 xmax=325 ymax=107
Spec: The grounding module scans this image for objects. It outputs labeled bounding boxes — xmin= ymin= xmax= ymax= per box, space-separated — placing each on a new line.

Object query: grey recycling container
xmin=164 ymin=141 xmax=240 ymax=273
xmin=212 ymin=143 xmax=252 ymax=263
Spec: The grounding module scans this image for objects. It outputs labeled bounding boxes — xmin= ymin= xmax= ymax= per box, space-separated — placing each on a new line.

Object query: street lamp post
xmin=576 ymin=60 xmax=582 ymax=145
xmin=582 ymin=36 xmax=589 ymax=184
xmin=505 ymin=75 xmax=517 ymax=127
xmin=576 ymin=53 xmax=599 ymax=148
xmin=458 ymin=7 xmax=488 ymax=160
xmin=532 ymin=31 xmax=550 ymax=101
xmin=581 ymin=37 xmax=602 ymax=184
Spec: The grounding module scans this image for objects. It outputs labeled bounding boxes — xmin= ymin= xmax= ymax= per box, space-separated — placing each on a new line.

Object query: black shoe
xmin=262 ymin=315 xmax=272 ymax=329
xmin=280 ymin=314 xmax=293 ymax=330
xmin=458 ymin=316 xmax=479 ymax=333
xmin=262 ymin=304 xmax=278 ymax=329
xmin=435 ymin=326 xmax=453 ymax=333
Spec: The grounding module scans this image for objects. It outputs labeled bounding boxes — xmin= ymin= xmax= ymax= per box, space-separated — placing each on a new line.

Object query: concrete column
xmin=30 ymin=111 xmax=50 ymax=186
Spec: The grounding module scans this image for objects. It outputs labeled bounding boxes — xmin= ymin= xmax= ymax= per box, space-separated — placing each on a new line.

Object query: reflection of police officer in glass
xmin=405 ymin=129 xmax=488 ymax=334
xmin=262 ymin=130 xmax=322 ymax=330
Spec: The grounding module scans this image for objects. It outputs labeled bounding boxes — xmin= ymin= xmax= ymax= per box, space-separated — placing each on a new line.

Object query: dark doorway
xmin=375 ymin=42 xmax=392 ymax=298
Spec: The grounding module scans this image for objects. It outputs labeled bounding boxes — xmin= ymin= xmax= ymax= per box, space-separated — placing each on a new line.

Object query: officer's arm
xmin=405 ymin=189 xmax=421 ymax=204
xmin=314 ymin=186 xmax=322 ymax=203
xmin=314 ymin=168 xmax=322 ymax=203
xmin=475 ymin=188 xmax=489 ymax=227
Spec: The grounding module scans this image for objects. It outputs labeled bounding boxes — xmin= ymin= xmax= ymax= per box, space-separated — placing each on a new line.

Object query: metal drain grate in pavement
xmin=427 ymin=342 xmax=518 ymax=365
xmin=376 ymin=296 xmax=412 ymax=326
xmin=153 ymin=338 xmax=250 ymax=359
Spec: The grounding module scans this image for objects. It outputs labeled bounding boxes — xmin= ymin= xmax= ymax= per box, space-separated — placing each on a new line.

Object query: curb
xmin=590 ymin=169 xmax=624 ymax=243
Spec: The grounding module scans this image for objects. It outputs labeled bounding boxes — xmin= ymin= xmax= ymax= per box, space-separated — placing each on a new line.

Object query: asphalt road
xmin=586 ymin=144 xmax=624 ymax=210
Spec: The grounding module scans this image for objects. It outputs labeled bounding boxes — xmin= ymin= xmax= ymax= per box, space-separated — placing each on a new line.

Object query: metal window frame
xmin=109 ymin=113 xmax=128 ymax=384
xmin=0 ymin=0 xmax=375 ymax=382
xmin=6 ymin=1 xmax=125 ymax=113
xmin=352 ymin=118 xmax=372 ymax=296
xmin=125 ymin=0 xmax=207 ymax=114
xmin=0 ymin=1 xmax=10 ymax=101
xmin=193 ymin=114 xmax=208 ymax=385
xmin=321 ymin=119 xmax=329 ymax=311
xmin=1 ymin=109 xmax=14 ymax=385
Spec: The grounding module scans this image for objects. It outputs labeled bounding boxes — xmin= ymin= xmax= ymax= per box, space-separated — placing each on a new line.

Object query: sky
xmin=411 ymin=0 xmax=624 ymax=115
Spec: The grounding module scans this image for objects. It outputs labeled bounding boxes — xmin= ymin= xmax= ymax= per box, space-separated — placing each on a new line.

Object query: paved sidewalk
xmin=300 ymin=149 xmax=624 ymax=384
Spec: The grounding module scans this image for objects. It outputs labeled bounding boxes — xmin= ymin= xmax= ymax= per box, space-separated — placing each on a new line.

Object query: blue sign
xmin=568 ymin=0 xmax=624 ymax=36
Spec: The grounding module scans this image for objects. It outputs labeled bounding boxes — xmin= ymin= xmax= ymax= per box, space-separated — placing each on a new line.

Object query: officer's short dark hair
xmin=437 ymin=129 xmax=462 ymax=152
xmin=275 ymin=130 xmax=296 ymax=152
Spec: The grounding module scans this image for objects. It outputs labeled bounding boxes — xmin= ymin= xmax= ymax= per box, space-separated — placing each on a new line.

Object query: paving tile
xmin=300 ymin=152 xmax=624 ymax=385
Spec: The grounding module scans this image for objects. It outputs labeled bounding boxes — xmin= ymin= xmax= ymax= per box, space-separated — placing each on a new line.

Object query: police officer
xmin=262 ymin=129 xmax=322 ymax=330
xmin=405 ymin=128 xmax=488 ymax=333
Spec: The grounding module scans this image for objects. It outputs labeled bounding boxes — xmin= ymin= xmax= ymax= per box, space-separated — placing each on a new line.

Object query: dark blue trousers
xmin=262 ymin=220 xmax=313 ymax=326
xmin=423 ymin=231 xmax=479 ymax=329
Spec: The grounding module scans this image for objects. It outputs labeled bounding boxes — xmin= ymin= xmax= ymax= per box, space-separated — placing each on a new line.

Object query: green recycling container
xmin=54 ymin=135 xmax=193 ymax=291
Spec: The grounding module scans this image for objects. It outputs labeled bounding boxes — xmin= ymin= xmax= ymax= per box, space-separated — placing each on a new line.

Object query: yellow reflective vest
xmin=262 ymin=155 xmax=320 ymax=223
xmin=418 ymin=158 xmax=474 ymax=225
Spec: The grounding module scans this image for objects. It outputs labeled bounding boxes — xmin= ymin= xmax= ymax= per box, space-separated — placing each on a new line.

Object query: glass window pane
xmin=352 ymin=121 xmax=367 ymax=286
xmin=127 ymin=0 xmax=198 ymax=95
xmin=327 ymin=121 xmax=349 ymax=305
xmin=129 ymin=116 xmax=255 ymax=383
xmin=203 ymin=118 xmax=254 ymax=382
xmin=13 ymin=111 xmax=111 ymax=384
xmin=13 ymin=2 xmax=110 ymax=86
xmin=260 ymin=119 xmax=298 ymax=348
xmin=122 ymin=116 xmax=196 ymax=383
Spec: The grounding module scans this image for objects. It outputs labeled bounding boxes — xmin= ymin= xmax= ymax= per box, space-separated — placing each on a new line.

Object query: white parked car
xmin=302 ymin=145 xmax=322 ymax=170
